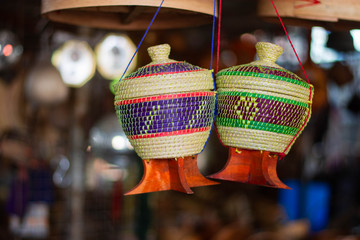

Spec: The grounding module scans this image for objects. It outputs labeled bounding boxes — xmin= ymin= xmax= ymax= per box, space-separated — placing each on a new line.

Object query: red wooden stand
xmin=125 ymin=155 xmax=219 ymax=195
xmin=208 ymin=148 xmax=290 ymax=189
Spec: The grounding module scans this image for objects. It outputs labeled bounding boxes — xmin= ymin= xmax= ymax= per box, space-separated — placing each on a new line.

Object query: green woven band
xmin=217 ymin=91 xmax=309 ymax=108
xmin=217 ymin=65 xmax=311 ymax=89
xmin=216 ymin=117 xmax=299 ymax=136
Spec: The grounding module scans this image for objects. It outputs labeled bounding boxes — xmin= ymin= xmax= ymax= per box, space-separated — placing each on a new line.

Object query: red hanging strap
xmin=214 ymin=0 xmax=227 ymax=147
xmin=270 ymin=0 xmax=313 ymax=157
xmin=216 ymin=0 xmax=222 ymax=73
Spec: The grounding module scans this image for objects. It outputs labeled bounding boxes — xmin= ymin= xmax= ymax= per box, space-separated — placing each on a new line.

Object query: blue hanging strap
xmin=119 ymin=0 xmax=165 ymax=82
xmin=210 ymin=0 xmax=217 ymax=74
xmin=117 ymin=0 xmax=218 ymax=154
xmin=210 ymin=0 xmax=218 ymax=116
xmin=200 ymin=0 xmax=218 ymax=153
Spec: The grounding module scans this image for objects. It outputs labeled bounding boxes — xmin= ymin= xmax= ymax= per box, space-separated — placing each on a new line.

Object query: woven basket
xmin=114 ymin=44 xmax=215 ymax=159
xmin=216 ymin=42 xmax=313 ymax=154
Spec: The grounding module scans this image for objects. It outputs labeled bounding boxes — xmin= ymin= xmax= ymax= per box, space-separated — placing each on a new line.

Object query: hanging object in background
xmin=25 ymin=61 xmax=69 ymax=105
xmin=89 ymin=114 xmax=134 ymax=221
xmin=114 ymin=44 xmax=218 ymax=195
xmin=209 ymin=42 xmax=313 ymax=189
xmin=51 ymin=155 xmax=71 ymax=188
xmin=326 ymin=31 xmax=355 ymax=53
xmin=20 ymin=202 xmax=50 ymax=239
xmin=258 ymin=0 xmax=360 ymax=29
xmin=41 ymin=0 xmax=216 ymax=30
xmin=0 ymin=30 xmax=23 ymax=72
xmin=95 ymin=34 xmax=137 ymax=81
xmin=51 ymin=40 xmax=96 ymax=88
xmin=0 ymin=129 xmax=30 ymax=165
xmin=89 ymin=114 xmax=134 ymax=165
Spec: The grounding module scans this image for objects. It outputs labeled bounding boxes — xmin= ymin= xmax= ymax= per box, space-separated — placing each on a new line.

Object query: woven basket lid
xmin=216 ymin=42 xmax=311 ymax=101
xmin=115 ymin=43 xmax=214 ymax=100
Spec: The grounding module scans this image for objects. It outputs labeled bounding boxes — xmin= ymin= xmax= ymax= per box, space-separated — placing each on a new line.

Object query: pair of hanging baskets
xmin=114 ymin=42 xmax=313 ymax=194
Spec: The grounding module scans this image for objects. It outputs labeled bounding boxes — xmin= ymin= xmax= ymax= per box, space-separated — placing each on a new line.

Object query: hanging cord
xmin=210 ymin=0 xmax=217 ymax=72
xmin=216 ymin=0 xmax=222 ymax=73
xmin=270 ymin=0 xmax=313 ymax=158
xmin=200 ymin=0 xmax=219 ymax=153
xmin=210 ymin=0 xmax=218 ymax=113
xmin=209 ymin=0 xmax=217 ymax=92
xmin=118 ymin=0 xmax=165 ymax=81
xmin=213 ymin=0 xmax=227 ymax=148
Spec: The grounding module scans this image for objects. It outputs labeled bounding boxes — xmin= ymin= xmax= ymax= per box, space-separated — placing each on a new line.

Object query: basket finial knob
xmin=148 ymin=44 xmax=171 ymax=61
xmin=256 ymin=42 xmax=283 ymax=63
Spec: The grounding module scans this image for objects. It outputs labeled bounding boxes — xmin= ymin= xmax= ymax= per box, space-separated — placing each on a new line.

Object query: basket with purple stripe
xmin=114 ymin=44 xmax=216 ymax=159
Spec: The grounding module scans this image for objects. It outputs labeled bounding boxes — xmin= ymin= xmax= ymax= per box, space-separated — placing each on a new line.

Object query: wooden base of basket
xmin=125 ymin=155 xmax=219 ymax=195
xmin=208 ymin=148 xmax=290 ymax=189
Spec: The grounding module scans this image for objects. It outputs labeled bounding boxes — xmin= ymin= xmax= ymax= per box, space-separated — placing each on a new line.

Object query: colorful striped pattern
xmin=216 ymin=118 xmax=299 ymax=136
xmin=217 ymin=90 xmax=308 ymax=107
xmin=215 ymin=91 xmax=309 ymax=136
xmin=115 ymin=92 xmax=215 ymax=106
xmin=217 ymin=64 xmax=308 ymax=88
xmin=124 ymin=62 xmax=204 ymax=79
xmin=116 ymin=92 xmax=215 ymax=139
xmin=128 ymin=127 xmax=211 ymax=140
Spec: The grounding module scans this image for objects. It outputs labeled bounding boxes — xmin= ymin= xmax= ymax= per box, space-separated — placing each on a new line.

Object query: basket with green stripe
xmin=216 ymin=42 xmax=313 ymax=154
xmin=114 ymin=43 xmax=218 ymax=195
xmin=209 ymin=42 xmax=313 ymax=189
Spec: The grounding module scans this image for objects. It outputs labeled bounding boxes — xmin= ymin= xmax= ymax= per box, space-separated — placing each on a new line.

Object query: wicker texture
xmin=114 ymin=44 xmax=215 ymax=159
xmin=216 ymin=42 xmax=313 ymax=154
xmin=115 ymin=44 xmax=213 ymax=100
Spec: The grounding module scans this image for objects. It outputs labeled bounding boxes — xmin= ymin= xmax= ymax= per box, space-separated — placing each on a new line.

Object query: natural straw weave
xmin=216 ymin=42 xmax=313 ymax=154
xmin=114 ymin=44 xmax=215 ymax=159
xmin=115 ymin=44 xmax=213 ymax=100
xmin=130 ymin=130 xmax=211 ymax=159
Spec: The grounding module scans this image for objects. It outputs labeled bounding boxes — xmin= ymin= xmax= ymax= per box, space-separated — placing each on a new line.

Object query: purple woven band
xmin=116 ymin=95 xmax=215 ymax=136
xmin=225 ymin=65 xmax=303 ymax=82
xmin=119 ymin=112 xmax=214 ymax=126
xmin=117 ymin=104 xmax=214 ymax=119
xmin=116 ymin=95 xmax=214 ymax=116
xmin=217 ymin=95 xmax=307 ymax=128
xmin=125 ymin=62 xmax=203 ymax=79
xmin=116 ymin=100 xmax=212 ymax=113
xmin=122 ymin=118 xmax=214 ymax=136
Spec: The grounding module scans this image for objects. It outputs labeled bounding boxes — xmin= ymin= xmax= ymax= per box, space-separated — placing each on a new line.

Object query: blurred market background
xmin=0 ymin=0 xmax=360 ymax=239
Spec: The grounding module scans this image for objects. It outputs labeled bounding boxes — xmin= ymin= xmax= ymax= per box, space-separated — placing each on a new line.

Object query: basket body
xmin=215 ymin=42 xmax=313 ymax=154
xmin=114 ymin=44 xmax=215 ymax=159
